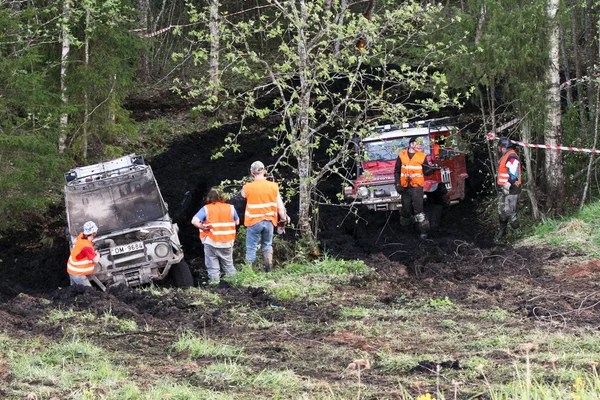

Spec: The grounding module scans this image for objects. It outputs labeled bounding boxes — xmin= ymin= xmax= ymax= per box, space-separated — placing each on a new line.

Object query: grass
xmin=224 ymin=255 xmax=371 ymax=301
xmin=172 ymin=332 xmax=243 ymax=359
xmin=521 ymin=201 xmax=600 ymax=257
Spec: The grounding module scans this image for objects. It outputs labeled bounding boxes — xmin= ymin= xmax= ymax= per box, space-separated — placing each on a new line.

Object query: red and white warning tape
xmin=486 ymin=118 xmax=599 ymax=153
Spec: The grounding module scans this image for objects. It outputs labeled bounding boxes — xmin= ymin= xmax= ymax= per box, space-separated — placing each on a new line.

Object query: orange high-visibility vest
xmin=199 ymin=202 xmax=237 ymax=243
xmin=399 ymin=150 xmax=426 ymax=187
xmin=497 ymin=149 xmax=522 ymax=186
xmin=244 ymin=179 xmax=279 ymax=227
xmin=66 ymin=233 xmax=96 ymax=276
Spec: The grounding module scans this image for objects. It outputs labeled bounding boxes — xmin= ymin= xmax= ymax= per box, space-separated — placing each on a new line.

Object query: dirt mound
xmin=0 ymin=116 xmax=501 ymax=295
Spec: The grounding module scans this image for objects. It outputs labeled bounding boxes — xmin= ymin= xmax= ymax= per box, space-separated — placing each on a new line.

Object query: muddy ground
xmin=1 ymin=97 xmax=599 ymax=398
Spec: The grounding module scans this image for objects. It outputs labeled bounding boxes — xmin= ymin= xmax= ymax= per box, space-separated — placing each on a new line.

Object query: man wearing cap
xmin=241 ymin=161 xmax=289 ymax=271
xmin=496 ymin=137 xmax=521 ymax=239
xmin=67 ymin=221 xmax=100 ymax=287
xmin=394 ymin=136 xmax=437 ymax=239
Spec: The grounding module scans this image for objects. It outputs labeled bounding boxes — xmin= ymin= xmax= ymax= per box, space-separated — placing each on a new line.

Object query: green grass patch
xmin=225 ymin=255 xmax=371 ymax=301
xmin=173 ymin=332 xmax=243 ymax=359
xmin=522 ymin=201 xmax=600 ymax=257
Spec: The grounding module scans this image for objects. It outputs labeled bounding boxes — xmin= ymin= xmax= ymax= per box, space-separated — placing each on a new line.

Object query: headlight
xmin=154 ymin=243 xmax=170 ymax=258
xmin=357 ymin=186 xmax=369 ymax=198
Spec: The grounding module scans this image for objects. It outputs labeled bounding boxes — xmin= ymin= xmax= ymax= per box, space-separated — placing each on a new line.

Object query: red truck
xmin=344 ymin=118 xmax=469 ymax=218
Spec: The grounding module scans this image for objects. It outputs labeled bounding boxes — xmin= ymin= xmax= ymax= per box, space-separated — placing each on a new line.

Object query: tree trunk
xmin=521 ymin=117 xmax=541 ymax=220
xmin=209 ymin=0 xmax=220 ymax=98
xmin=58 ymin=0 xmax=72 ymax=154
xmin=136 ymin=0 xmax=150 ymax=82
xmin=580 ymin=85 xmax=600 ymax=209
xmin=82 ymin=6 xmax=90 ymax=160
xmin=294 ymin=0 xmax=317 ymax=248
xmin=560 ymin=27 xmax=573 ymax=107
xmin=571 ymin=0 xmax=587 ymax=133
xmin=544 ymin=0 xmax=566 ymax=213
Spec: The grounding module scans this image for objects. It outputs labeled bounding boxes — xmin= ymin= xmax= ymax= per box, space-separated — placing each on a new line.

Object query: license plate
xmin=110 ymin=241 xmax=144 ymax=256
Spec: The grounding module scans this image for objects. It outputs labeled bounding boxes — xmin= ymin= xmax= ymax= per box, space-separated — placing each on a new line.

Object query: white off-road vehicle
xmin=64 ymin=154 xmax=193 ymax=290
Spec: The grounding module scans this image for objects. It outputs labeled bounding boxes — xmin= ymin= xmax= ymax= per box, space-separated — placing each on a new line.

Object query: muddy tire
xmin=170 ymin=260 xmax=194 ymax=288
xmin=424 ymin=204 xmax=443 ymax=231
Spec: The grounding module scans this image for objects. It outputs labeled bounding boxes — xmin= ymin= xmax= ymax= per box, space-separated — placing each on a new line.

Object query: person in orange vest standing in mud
xmin=394 ymin=137 xmax=437 ymax=240
xmin=496 ymin=137 xmax=522 ymax=239
xmin=192 ymin=188 xmax=239 ymax=283
xmin=242 ymin=161 xmax=290 ymax=271
xmin=67 ymin=221 xmax=100 ymax=287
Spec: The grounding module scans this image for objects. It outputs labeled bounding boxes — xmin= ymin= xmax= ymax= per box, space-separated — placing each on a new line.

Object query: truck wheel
xmin=424 ymin=204 xmax=443 ymax=231
xmin=170 ymin=260 xmax=194 ymax=288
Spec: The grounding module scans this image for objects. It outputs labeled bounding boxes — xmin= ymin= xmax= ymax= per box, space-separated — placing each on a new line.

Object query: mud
xmin=1 ymin=95 xmax=600 ymax=399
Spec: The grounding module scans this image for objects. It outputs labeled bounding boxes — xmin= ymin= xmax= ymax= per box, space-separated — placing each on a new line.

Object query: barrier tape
xmin=487 ymin=118 xmax=599 ymax=153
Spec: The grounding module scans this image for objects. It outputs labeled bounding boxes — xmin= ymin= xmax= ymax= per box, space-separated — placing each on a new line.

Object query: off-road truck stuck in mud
xmin=343 ymin=118 xmax=469 ymax=225
xmin=64 ymin=154 xmax=193 ymax=290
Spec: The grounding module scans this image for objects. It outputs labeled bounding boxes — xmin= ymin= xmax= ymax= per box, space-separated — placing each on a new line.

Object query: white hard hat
xmin=83 ymin=221 xmax=98 ymax=235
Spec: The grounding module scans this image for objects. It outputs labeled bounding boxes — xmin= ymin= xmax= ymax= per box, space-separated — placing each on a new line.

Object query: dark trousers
xmin=400 ymin=186 xmax=424 ymax=218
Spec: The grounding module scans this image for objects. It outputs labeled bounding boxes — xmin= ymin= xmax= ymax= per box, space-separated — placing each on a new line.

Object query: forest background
xmin=1 ymin=0 xmax=600 ymax=238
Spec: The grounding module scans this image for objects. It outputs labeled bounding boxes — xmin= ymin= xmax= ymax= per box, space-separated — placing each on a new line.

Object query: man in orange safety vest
xmin=394 ymin=137 xmax=438 ymax=239
xmin=192 ymin=188 xmax=239 ymax=283
xmin=496 ymin=137 xmax=522 ymax=239
xmin=242 ymin=161 xmax=290 ymax=271
xmin=66 ymin=221 xmax=100 ymax=287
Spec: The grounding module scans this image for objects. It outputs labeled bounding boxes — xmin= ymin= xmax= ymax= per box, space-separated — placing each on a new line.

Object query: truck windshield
xmin=65 ymin=167 xmax=167 ymax=236
xmin=363 ymin=136 xmax=430 ymax=162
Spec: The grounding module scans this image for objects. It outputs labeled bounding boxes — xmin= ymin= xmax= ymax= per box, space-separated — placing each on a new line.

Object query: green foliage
xmin=178 ymin=0 xmax=466 ymax=240
xmin=0 ymin=0 xmax=144 ymax=230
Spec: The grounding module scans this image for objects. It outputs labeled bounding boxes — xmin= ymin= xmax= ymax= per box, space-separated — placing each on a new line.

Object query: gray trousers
xmin=69 ymin=274 xmax=92 ymax=287
xmin=204 ymin=245 xmax=236 ymax=281
xmin=498 ymin=193 xmax=519 ymax=223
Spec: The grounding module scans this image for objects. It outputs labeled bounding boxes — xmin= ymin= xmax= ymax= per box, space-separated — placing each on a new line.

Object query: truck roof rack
xmin=64 ymin=154 xmax=146 ymax=184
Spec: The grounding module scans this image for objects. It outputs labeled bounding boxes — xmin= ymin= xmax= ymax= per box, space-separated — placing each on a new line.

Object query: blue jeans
xmin=245 ymin=220 xmax=274 ymax=263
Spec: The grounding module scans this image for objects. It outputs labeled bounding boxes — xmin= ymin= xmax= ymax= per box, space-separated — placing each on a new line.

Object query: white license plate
xmin=110 ymin=241 xmax=144 ymax=256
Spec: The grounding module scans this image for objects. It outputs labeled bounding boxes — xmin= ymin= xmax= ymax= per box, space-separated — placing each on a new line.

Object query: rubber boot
xmin=262 ymin=250 xmax=273 ymax=272
xmin=496 ymin=220 xmax=508 ymax=240
xmin=415 ymin=213 xmax=429 ymax=239
xmin=510 ymin=219 xmax=521 ymax=239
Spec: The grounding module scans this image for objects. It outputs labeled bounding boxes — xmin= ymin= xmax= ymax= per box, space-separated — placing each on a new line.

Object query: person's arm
xmin=77 ymin=246 xmax=99 ymax=263
xmin=506 ymin=155 xmax=520 ymax=184
xmin=394 ymin=156 xmax=402 ymax=187
xmin=231 ymin=206 xmax=240 ymax=226
xmin=191 ymin=207 xmax=210 ymax=231
xmin=422 ymin=158 xmax=436 ymax=176
xmin=276 ymin=193 xmax=288 ymax=221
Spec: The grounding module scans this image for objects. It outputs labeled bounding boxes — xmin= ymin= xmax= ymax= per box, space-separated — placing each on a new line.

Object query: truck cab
xmin=344 ymin=118 xmax=469 ymax=211
xmin=64 ymin=154 xmax=193 ymax=290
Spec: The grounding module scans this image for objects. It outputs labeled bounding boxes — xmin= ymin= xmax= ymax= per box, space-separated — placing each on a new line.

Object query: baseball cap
xmin=409 ymin=137 xmax=425 ymax=145
xmin=250 ymin=161 xmax=265 ymax=174
xmin=83 ymin=221 xmax=98 ymax=235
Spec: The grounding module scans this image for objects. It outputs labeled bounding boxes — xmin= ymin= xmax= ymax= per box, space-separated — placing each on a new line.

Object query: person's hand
xmin=199 ymin=223 xmax=211 ymax=232
xmin=502 ymin=182 xmax=511 ymax=195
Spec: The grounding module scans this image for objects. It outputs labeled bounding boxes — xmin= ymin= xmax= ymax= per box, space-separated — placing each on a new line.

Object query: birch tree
xmin=544 ymin=0 xmax=566 ymax=212
xmin=58 ymin=0 xmax=73 ymax=154
xmin=186 ymin=0 xmax=464 ymax=244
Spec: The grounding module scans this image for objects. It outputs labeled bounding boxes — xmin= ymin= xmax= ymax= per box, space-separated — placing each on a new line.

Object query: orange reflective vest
xmin=199 ymin=202 xmax=237 ymax=244
xmin=67 ymin=233 xmax=96 ymax=276
xmin=399 ymin=150 xmax=426 ymax=187
xmin=497 ymin=149 xmax=522 ymax=186
xmin=244 ymin=179 xmax=279 ymax=227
